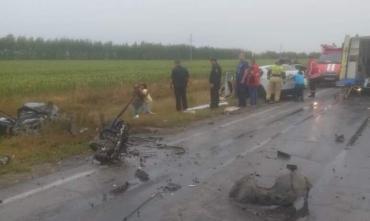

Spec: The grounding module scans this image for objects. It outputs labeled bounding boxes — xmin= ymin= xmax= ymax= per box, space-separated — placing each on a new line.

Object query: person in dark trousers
xmin=293 ymin=68 xmax=305 ymax=102
xmin=209 ymin=58 xmax=222 ymax=108
xmin=307 ymin=58 xmax=319 ymax=98
xmin=308 ymin=77 xmax=318 ymax=98
xmin=171 ymin=60 xmax=189 ymax=111
xmin=242 ymin=59 xmax=260 ymax=106
xmin=235 ymin=53 xmax=249 ymax=107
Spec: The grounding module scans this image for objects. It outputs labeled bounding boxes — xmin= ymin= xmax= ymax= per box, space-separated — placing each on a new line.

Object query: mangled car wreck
xmin=0 ymin=102 xmax=59 ymax=136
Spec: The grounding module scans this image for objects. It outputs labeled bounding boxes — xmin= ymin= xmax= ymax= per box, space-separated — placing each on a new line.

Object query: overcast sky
xmin=1 ymin=0 xmax=370 ymax=52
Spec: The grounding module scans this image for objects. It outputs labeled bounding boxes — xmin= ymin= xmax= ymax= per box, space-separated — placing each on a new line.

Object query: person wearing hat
xmin=209 ymin=58 xmax=222 ymax=108
xmin=266 ymin=60 xmax=285 ymax=103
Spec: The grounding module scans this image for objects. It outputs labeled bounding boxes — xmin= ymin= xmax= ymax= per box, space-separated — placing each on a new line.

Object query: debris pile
xmin=229 ymin=166 xmax=311 ymax=219
xmin=0 ymin=102 xmax=59 ymax=136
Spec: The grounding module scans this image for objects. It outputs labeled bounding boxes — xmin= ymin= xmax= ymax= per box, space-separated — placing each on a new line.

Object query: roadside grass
xmin=0 ymin=78 xmax=220 ymax=175
xmin=0 ymin=59 xmax=305 ymax=176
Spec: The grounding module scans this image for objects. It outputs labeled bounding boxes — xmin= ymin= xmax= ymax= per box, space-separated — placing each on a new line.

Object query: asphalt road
xmin=1 ymin=88 xmax=370 ymax=221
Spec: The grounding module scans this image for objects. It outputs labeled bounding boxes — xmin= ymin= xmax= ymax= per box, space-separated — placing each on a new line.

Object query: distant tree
xmin=0 ymin=35 xmax=318 ymax=60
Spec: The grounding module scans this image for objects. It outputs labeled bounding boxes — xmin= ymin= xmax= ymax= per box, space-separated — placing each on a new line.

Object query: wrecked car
xmin=89 ymin=119 xmax=130 ymax=164
xmin=89 ymin=98 xmax=134 ymax=164
xmin=0 ymin=102 xmax=59 ymax=136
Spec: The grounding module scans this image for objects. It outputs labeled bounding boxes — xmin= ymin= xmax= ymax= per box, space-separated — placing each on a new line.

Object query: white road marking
xmin=0 ymin=169 xmax=96 ymax=206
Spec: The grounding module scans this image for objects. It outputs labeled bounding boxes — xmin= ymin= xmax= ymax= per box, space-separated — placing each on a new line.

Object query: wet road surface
xmin=1 ymin=88 xmax=370 ymax=221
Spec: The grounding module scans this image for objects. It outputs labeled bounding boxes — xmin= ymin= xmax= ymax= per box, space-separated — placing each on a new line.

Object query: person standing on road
xmin=209 ymin=58 xmax=222 ymax=108
xmin=293 ymin=68 xmax=305 ymax=102
xmin=242 ymin=59 xmax=260 ymax=106
xmin=266 ymin=60 xmax=284 ymax=103
xmin=307 ymin=58 xmax=319 ymax=98
xmin=236 ymin=52 xmax=249 ymax=107
xmin=171 ymin=60 xmax=190 ymax=111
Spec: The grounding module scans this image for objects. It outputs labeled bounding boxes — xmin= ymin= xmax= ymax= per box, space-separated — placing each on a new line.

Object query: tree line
xmin=0 ymin=34 xmax=320 ymax=60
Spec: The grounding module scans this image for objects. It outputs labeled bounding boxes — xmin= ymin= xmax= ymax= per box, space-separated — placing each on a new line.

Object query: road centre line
xmin=0 ymin=169 xmax=96 ymax=206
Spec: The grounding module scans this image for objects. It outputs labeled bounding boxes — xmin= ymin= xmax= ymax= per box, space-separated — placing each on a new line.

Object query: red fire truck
xmin=307 ymin=44 xmax=342 ymax=83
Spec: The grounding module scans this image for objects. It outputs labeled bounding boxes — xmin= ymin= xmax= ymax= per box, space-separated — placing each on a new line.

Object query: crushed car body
xmin=0 ymin=102 xmax=59 ymax=136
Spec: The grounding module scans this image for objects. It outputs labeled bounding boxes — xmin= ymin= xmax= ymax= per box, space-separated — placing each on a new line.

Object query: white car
xmin=258 ymin=64 xmax=307 ymax=98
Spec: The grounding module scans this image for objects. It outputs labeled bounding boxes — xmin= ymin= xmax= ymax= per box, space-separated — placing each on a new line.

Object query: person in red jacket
xmin=242 ymin=59 xmax=260 ymax=106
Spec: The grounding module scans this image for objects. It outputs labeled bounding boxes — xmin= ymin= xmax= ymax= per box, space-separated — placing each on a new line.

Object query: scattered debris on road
xmin=277 ymin=151 xmax=291 ymax=160
xmin=229 ymin=167 xmax=311 ymax=220
xmin=154 ymin=143 xmax=186 ymax=155
xmin=335 ymin=134 xmax=345 ymax=143
xmin=135 ymin=168 xmax=150 ymax=182
xmin=163 ymin=182 xmax=182 ymax=192
xmin=286 ymin=164 xmax=298 ymax=172
xmin=110 ymin=182 xmax=130 ymax=195
xmin=192 ymin=177 xmax=200 ymax=184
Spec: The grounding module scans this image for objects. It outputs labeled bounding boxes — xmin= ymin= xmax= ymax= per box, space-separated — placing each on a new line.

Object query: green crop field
xmin=0 ymin=59 xmax=280 ymax=98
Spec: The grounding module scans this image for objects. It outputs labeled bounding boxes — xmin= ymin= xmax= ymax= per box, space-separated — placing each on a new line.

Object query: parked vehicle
xmin=259 ymin=64 xmax=307 ymax=98
xmin=337 ymin=35 xmax=370 ymax=95
xmin=307 ymin=44 xmax=342 ymax=83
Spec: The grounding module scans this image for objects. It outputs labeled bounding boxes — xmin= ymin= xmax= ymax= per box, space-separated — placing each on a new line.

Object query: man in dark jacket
xmin=209 ymin=58 xmax=222 ymax=108
xmin=236 ymin=53 xmax=249 ymax=107
xmin=171 ymin=60 xmax=189 ymax=111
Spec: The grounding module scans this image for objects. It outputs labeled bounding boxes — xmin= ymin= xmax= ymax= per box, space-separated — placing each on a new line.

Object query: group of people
xmin=234 ymin=54 xmax=306 ymax=107
xmin=132 ymin=54 xmax=311 ymax=118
